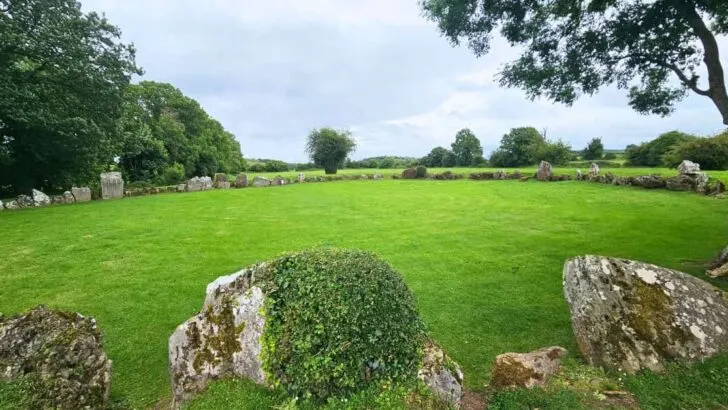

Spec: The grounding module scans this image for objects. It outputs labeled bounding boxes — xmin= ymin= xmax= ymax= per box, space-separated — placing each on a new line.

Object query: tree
xmin=662 ymin=131 xmax=728 ymax=170
xmin=489 ymin=127 xmax=545 ymax=167
xmin=625 ymin=130 xmax=697 ymax=166
xmin=442 ymin=150 xmax=457 ymax=167
xmin=0 ymin=0 xmax=141 ymax=193
xmin=451 ymin=128 xmax=484 ymax=166
xmin=305 ymin=128 xmax=356 ymax=174
xmin=532 ymin=139 xmax=573 ymax=165
xmin=421 ymin=146 xmax=450 ymax=167
xmin=582 ymin=138 xmax=604 ymax=160
xmin=421 ymin=0 xmax=728 ymax=125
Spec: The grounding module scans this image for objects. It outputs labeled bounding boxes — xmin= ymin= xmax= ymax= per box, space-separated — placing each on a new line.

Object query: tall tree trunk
xmin=677 ymin=1 xmax=728 ymax=125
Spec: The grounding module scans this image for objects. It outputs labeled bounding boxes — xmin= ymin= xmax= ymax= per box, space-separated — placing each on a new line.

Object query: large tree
xmin=421 ymin=0 xmax=728 ymax=125
xmin=489 ymin=127 xmax=545 ymax=167
xmin=305 ymin=128 xmax=356 ymax=174
xmin=451 ymin=128 xmax=484 ymax=166
xmin=0 ymin=0 xmax=141 ymax=193
xmin=582 ymin=138 xmax=604 ymax=160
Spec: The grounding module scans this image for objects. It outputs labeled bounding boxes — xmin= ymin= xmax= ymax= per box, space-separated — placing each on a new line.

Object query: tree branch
xmin=662 ymin=62 xmax=710 ymax=96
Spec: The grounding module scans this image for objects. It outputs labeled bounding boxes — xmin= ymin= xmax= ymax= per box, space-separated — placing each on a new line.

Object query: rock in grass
xmin=213 ymin=173 xmax=230 ymax=189
xmin=100 ymin=172 xmax=124 ymax=200
xmin=402 ymin=168 xmax=417 ymax=179
xmin=252 ymin=176 xmax=270 ymax=187
xmin=489 ymin=346 xmax=567 ymax=389
xmin=563 ymin=255 xmax=728 ymax=373
xmin=536 ymin=161 xmax=552 ymax=181
xmin=0 ymin=306 xmax=112 ymax=409
xmin=32 ymin=189 xmax=50 ymax=207
xmin=71 ymin=187 xmax=91 ymax=202
xmin=62 ymin=191 xmax=75 ymax=204
xmin=4 ymin=200 xmax=19 ymax=209
xmin=707 ymin=246 xmax=728 ymax=278
xmin=169 ymin=249 xmax=460 ymax=407
xmin=234 ymin=173 xmax=248 ymax=188
xmin=16 ymin=194 xmax=34 ymax=208
xmin=51 ymin=195 xmax=65 ymax=205
xmin=678 ymin=160 xmax=701 ymax=175
xmin=589 ymin=163 xmax=600 ymax=178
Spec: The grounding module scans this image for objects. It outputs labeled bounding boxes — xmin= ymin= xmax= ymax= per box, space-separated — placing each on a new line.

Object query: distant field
xmin=1 ymin=179 xmax=726 ymax=408
xmin=249 ymin=166 xmax=728 ymax=184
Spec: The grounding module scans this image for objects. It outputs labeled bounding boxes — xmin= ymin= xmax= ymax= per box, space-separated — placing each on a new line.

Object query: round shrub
xmin=416 ymin=166 xmax=427 ymax=178
xmin=259 ymin=248 xmax=425 ymax=401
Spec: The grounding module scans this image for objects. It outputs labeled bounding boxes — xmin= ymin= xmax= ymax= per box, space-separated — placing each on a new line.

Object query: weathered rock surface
xmin=402 ymin=168 xmax=417 ymax=179
xmin=252 ymin=176 xmax=271 ymax=187
xmin=373 ymin=174 xmax=383 ymax=180
xmin=4 ymin=200 xmax=19 ymax=210
xmin=51 ymin=195 xmax=66 ymax=205
xmin=494 ymin=169 xmax=508 ymax=180
xmin=187 ymin=176 xmax=213 ymax=192
xmin=214 ymin=173 xmax=230 ymax=189
xmin=234 ymin=173 xmax=248 ymax=188
xmin=707 ymin=245 xmax=728 ymax=278
xmin=71 ymin=187 xmax=91 ymax=202
xmin=589 ymin=163 xmax=600 ymax=178
xmin=62 ymin=191 xmax=75 ymax=204
xmin=0 ymin=200 xmax=3 ymax=210
xmin=563 ymin=255 xmax=728 ymax=373
xmin=32 ymin=189 xmax=50 ymax=207
xmin=678 ymin=160 xmax=701 ymax=175
xmin=169 ymin=265 xmax=269 ymax=406
xmin=176 ymin=184 xmax=187 ymax=192
xmin=536 ymin=161 xmax=552 ymax=181
xmin=634 ymin=175 xmax=666 ymax=189
xmin=201 ymin=176 xmax=213 ymax=190
xmin=17 ymin=194 xmax=34 ymax=208
xmin=418 ymin=341 xmax=463 ymax=407
xmin=489 ymin=347 xmax=567 ymax=389
xmin=100 ymin=172 xmax=124 ymax=200
xmin=0 ymin=306 xmax=112 ymax=409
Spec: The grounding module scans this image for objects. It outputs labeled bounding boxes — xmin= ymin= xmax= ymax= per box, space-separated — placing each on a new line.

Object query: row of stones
xmin=0 ymin=187 xmax=91 ymax=210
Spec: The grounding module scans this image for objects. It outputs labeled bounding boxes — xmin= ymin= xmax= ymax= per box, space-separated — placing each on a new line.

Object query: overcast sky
xmin=83 ymin=0 xmax=728 ymax=162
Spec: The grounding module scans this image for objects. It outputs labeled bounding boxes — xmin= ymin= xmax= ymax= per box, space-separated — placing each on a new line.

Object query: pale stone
xmin=589 ymin=162 xmax=600 ymax=178
xmin=71 ymin=187 xmax=92 ymax=202
xmin=32 ymin=189 xmax=50 ymax=206
xmin=234 ymin=174 xmax=248 ymax=188
xmin=176 ymin=184 xmax=187 ymax=192
xmin=252 ymin=176 xmax=271 ymax=187
xmin=417 ymin=340 xmax=463 ymax=407
xmin=100 ymin=172 xmax=124 ymax=200
xmin=17 ymin=194 xmax=33 ymax=208
xmin=678 ymin=160 xmax=701 ymax=175
xmin=298 ymin=173 xmax=305 ymax=183
xmin=62 ymin=191 xmax=75 ymax=204
xmin=536 ymin=161 xmax=552 ymax=181
xmin=490 ymin=347 xmax=567 ymax=389
xmin=4 ymin=200 xmax=19 ymax=210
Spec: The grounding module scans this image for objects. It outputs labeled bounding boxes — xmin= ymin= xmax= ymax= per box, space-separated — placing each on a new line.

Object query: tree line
xmin=0 ymin=0 xmax=243 ymax=195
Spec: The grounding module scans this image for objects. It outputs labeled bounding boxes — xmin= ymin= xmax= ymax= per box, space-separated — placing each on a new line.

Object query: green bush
xmin=259 ymin=249 xmax=425 ymax=401
xmin=126 ymin=180 xmax=154 ymax=189
xmin=662 ymin=133 xmax=728 ymax=170
xmin=603 ymin=152 xmax=617 ymax=160
xmin=248 ymin=162 xmax=265 ymax=172
xmin=160 ymin=163 xmax=185 ymax=185
xmin=416 ymin=166 xmax=427 ymax=178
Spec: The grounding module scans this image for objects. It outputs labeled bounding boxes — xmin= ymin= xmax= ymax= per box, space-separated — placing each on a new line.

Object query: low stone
xmin=666 ymin=175 xmax=697 ymax=191
xmin=494 ymin=169 xmax=508 ymax=180
xmin=217 ymin=181 xmax=231 ymax=189
xmin=201 ymin=176 xmax=213 ymax=190
xmin=17 ymin=194 xmax=34 ymax=208
xmin=213 ymin=173 xmax=229 ymax=188
xmin=0 ymin=306 xmax=112 ymax=409
xmin=234 ymin=174 xmax=248 ymax=188
xmin=100 ymin=172 xmax=124 ymax=200
xmin=297 ymin=173 xmax=305 ymax=183
xmin=576 ymin=169 xmax=583 ymax=180
xmin=634 ymin=175 xmax=666 ymax=189
xmin=417 ymin=340 xmax=463 ymax=407
xmin=373 ymin=174 xmax=383 ymax=180
xmin=589 ymin=163 xmax=600 ymax=178
xmin=51 ymin=195 xmax=66 ymax=205
xmin=696 ymin=173 xmax=710 ymax=194
xmin=71 ymin=187 xmax=92 ymax=202
xmin=707 ymin=263 xmax=728 ymax=278
xmin=678 ymin=160 xmax=701 ymax=175
xmin=187 ymin=177 xmax=212 ymax=192
xmin=402 ymin=168 xmax=417 ymax=179
xmin=252 ymin=176 xmax=271 ymax=187
xmin=707 ymin=246 xmax=728 ymax=278
xmin=32 ymin=189 xmax=51 ymax=207
xmin=62 ymin=191 xmax=75 ymax=204
xmin=273 ymin=176 xmax=286 ymax=185
xmin=490 ymin=347 xmax=567 ymax=389
xmin=4 ymin=200 xmax=19 ymax=210
xmin=512 ymin=171 xmax=523 ymax=179
xmin=176 ymin=184 xmax=187 ymax=192
xmin=563 ymin=255 xmax=728 ymax=373
xmin=536 ymin=161 xmax=552 ymax=181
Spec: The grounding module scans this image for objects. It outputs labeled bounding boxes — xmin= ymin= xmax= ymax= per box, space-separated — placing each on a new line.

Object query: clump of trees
xmin=625 ymin=131 xmax=697 ymax=167
xmin=489 ymin=127 xmax=572 ymax=167
xmin=582 ymin=138 xmax=604 ymax=161
xmin=346 ymin=156 xmax=418 ymax=169
xmin=420 ymin=128 xmax=485 ymax=167
xmin=662 ymin=131 xmax=728 ymax=170
xmin=246 ymin=159 xmax=289 ymax=173
xmin=305 ymin=128 xmax=357 ymax=174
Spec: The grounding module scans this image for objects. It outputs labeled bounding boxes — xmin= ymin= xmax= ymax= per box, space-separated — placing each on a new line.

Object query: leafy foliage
xmin=263 ymin=160 xmax=289 ymax=172
xmin=0 ymin=0 xmax=141 ymax=193
xmin=259 ymin=248 xmax=425 ymax=401
xmin=662 ymin=132 xmax=728 ymax=170
xmin=305 ymin=128 xmax=357 ymax=174
xmin=416 ymin=166 xmax=427 ymax=178
xmin=451 ymin=128 xmax=484 ymax=166
xmin=161 ymin=163 xmax=186 ymax=185
xmin=582 ymin=138 xmax=604 ymax=160
xmin=489 ymin=127 xmax=570 ymax=166
xmin=420 ymin=0 xmax=728 ymax=124
xmin=625 ymin=131 xmax=697 ymax=167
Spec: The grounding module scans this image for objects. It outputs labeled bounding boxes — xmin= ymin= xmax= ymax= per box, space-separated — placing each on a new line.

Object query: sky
xmin=83 ymin=0 xmax=728 ymax=162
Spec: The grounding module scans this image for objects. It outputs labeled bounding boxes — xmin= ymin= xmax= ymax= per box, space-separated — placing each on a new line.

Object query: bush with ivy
xmin=259 ymin=248 xmax=426 ymax=401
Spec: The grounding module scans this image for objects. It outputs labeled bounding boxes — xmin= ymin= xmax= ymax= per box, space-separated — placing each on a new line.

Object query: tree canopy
xmin=489 ymin=127 xmax=572 ymax=166
xmin=421 ymin=0 xmax=728 ymax=125
xmin=625 ymin=130 xmax=697 ymax=167
xmin=451 ymin=128 xmax=484 ymax=166
xmin=305 ymin=128 xmax=356 ymax=174
xmin=582 ymin=138 xmax=604 ymax=160
xmin=0 ymin=0 xmax=141 ymax=193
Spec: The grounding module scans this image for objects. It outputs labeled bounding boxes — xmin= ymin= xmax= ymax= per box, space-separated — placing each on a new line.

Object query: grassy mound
xmin=258 ymin=248 xmax=426 ymax=401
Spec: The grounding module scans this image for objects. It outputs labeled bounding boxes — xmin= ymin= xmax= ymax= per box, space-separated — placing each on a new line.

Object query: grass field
xmin=1 ymin=179 xmax=727 ymax=408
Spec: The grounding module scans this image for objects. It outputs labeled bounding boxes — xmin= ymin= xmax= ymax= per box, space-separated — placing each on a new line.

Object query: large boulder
xmin=0 ymin=306 xmax=112 ymax=409
xmin=62 ymin=191 xmax=75 ymax=204
xmin=17 ymin=194 xmax=34 ymax=208
xmin=32 ymin=189 xmax=50 ymax=207
xmin=100 ymin=172 xmax=124 ymax=200
xmin=169 ymin=249 xmax=460 ymax=407
xmin=187 ymin=177 xmax=212 ymax=192
xmin=489 ymin=347 xmax=567 ymax=389
xmin=563 ymin=255 xmax=728 ymax=373
xmin=678 ymin=160 xmax=701 ymax=175
xmin=71 ymin=187 xmax=91 ymax=202
xmin=252 ymin=176 xmax=271 ymax=187
xmin=536 ymin=161 xmax=552 ymax=181
xmin=232 ymin=174 xmax=247 ymax=188
xmin=214 ymin=173 xmax=230 ymax=189
xmin=402 ymin=168 xmax=417 ymax=179
xmin=4 ymin=200 xmax=19 ymax=210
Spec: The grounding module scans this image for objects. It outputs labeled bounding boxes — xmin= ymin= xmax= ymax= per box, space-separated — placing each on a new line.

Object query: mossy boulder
xmin=563 ymin=256 xmax=728 ymax=373
xmin=0 ymin=306 xmax=112 ymax=409
xmin=402 ymin=168 xmax=418 ymax=179
xmin=169 ymin=249 xmax=462 ymax=407
xmin=489 ymin=346 xmax=566 ymax=389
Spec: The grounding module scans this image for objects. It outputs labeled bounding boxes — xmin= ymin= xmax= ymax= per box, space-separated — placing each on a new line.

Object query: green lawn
xmin=1 ymin=179 xmax=727 ymax=408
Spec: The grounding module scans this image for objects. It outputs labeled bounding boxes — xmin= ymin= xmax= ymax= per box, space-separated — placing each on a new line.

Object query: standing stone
xmin=0 ymin=306 xmax=112 ymax=409
xmin=187 ymin=177 xmax=203 ymax=192
xmin=297 ymin=173 xmax=305 ymax=183
xmin=51 ymin=195 xmax=66 ymax=205
xmin=589 ymin=163 xmax=600 ymax=178
xmin=678 ymin=160 xmax=701 ymax=175
xmin=576 ymin=169 xmax=583 ymax=180
xmin=4 ymin=200 xmax=19 ymax=210
xmin=536 ymin=161 xmax=552 ymax=181
xmin=63 ymin=191 xmax=75 ymax=204
xmin=71 ymin=187 xmax=92 ymax=203
xmin=100 ymin=172 xmax=124 ymax=200
xmin=32 ymin=189 xmax=51 ymax=207
xmin=234 ymin=173 xmax=248 ymax=188
xmin=200 ymin=176 xmax=213 ymax=190
xmin=252 ymin=176 xmax=271 ymax=187
xmin=417 ymin=340 xmax=463 ymax=407
xmin=490 ymin=347 xmax=567 ymax=389
xmin=563 ymin=255 xmax=728 ymax=373
xmin=696 ymin=173 xmax=710 ymax=194
xmin=214 ymin=173 xmax=230 ymax=189
xmin=17 ymin=194 xmax=34 ymax=208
